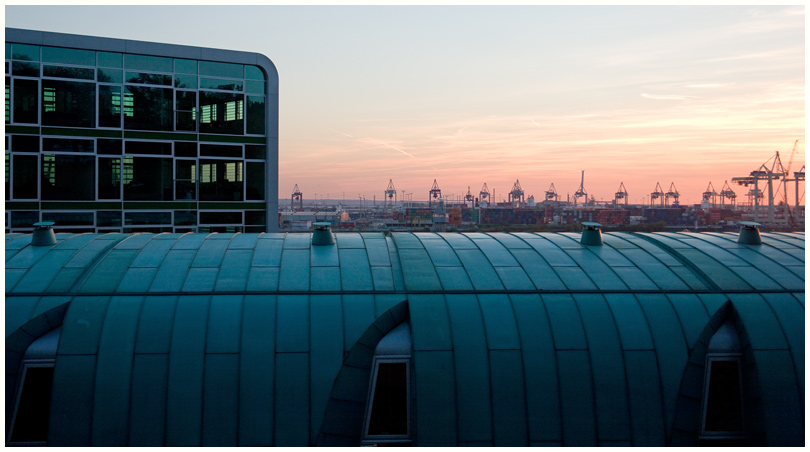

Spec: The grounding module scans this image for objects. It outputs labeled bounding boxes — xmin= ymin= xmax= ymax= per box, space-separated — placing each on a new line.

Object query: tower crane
xmin=614 ymin=182 xmax=628 ymax=206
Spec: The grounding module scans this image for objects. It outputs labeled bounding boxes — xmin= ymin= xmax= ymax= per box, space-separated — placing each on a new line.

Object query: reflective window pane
xmin=98 ymin=157 xmax=121 ymax=199
xmin=11 ymin=135 xmax=40 ymax=152
xmin=245 ymin=80 xmax=265 ymax=94
xmin=11 ymin=211 xmax=39 ymax=228
xmin=200 ymin=143 xmax=241 ymax=158
xmin=247 ymin=96 xmax=266 ymax=135
xmin=13 ymin=79 xmax=38 ymax=124
xmin=200 ymin=211 xmax=241 ymax=224
xmin=99 ymin=85 xmax=122 ymax=128
xmin=97 ymin=211 xmax=122 ymax=227
xmin=97 ymin=69 xmax=123 ymax=83
xmin=9 ymin=365 xmax=54 ymax=443
xmin=43 ymin=65 xmax=94 ymax=80
xmin=42 ymin=138 xmax=94 ymax=153
xmin=97 ymin=51 xmax=123 ymax=68
xmin=124 ymin=54 xmax=173 ymax=73
xmin=199 ymin=159 xmax=242 ymax=201
xmin=42 ymin=212 xmax=94 ymax=226
xmin=122 ymin=156 xmax=172 ymax=201
xmin=174 ymin=210 xmax=197 ymax=226
xmin=41 ymin=154 xmax=95 ymax=200
xmin=125 ymin=211 xmax=172 ymax=225
xmin=12 ymin=154 xmax=38 ymax=199
xmin=175 ymin=159 xmax=197 ymax=200
xmin=98 ymin=139 xmax=123 ymax=155
xmin=199 ymin=61 xmax=242 ymax=79
xmin=42 ymin=46 xmax=95 ymax=66
xmin=245 ymin=65 xmax=265 ymax=81
xmin=199 ymin=91 xmax=243 ymax=135
xmin=200 ymin=78 xmax=242 ymax=91
xmin=245 ymin=145 xmax=266 ymax=160
xmin=41 ymin=80 xmax=95 ymax=128
xmin=126 ymin=72 xmax=172 ymax=86
xmin=11 ymin=44 xmax=40 ymax=62
xmin=246 ymin=161 xmax=265 ymax=200
xmin=175 ymin=59 xmax=197 ymax=75
xmin=125 ymin=141 xmax=172 ymax=156
xmin=174 ymin=141 xmax=196 ymax=157
xmin=174 ymin=74 xmax=197 ymax=89
xmin=12 ymin=61 xmax=39 ymax=77
xmin=124 ymin=86 xmax=173 ymax=131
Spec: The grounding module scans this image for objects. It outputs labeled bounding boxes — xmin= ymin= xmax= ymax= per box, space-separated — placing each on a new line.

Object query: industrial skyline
xmin=6 ymin=5 xmax=805 ymax=204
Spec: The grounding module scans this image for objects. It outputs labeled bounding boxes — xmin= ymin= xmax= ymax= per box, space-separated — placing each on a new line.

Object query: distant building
xmin=5 ymin=28 xmax=279 ymax=233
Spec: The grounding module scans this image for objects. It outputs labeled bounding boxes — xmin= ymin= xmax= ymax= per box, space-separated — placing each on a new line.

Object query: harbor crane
xmin=479 ymin=183 xmax=491 ymax=205
xmin=464 ymin=186 xmax=475 ymax=207
xmin=732 ymin=148 xmax=787 ymax=224
xmin=702 ymin=182 xmax=718 ymax=208
xmin=573 ymin=171 xmax=588 ymax=205
xmin=545 ymin=183 xmax=559 ymax=203
xmin=719 ymin=181 xmax=736 ymax=209
xmin=384 ymin=179 xmax=397 ymax=208
xmin=508 ymin=179 xmax=525 ymax=205
xmin=429 ymin=179 xmax=442 ymax=206
xmin=614 ymin=182 xmax=628 ymax=206
xmin=291 ymin=184 xmax=303 ymax=210
xmin=665 ymin=183 xmax=680 ymax=207
xmin=650 ymin=182 xmax=665 ymax=207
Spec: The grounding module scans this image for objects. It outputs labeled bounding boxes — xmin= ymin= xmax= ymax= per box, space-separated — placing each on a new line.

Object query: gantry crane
xmin=614 ymin=182 xmax=628 ymax=206
xmin=732 ymin=149 xmax=786 ymax=224
xmin=479 ymin=183 xmax=491 ymax=206
xmin=291 ymin=184 xmax=303 ymax=210
xmin=508 ymin=179 xmax=525 ymax=205
xmin=650 ymin=182 xmax=665 ymax=207
xmin=573 ymin=171 xmax=588 ymax=205
xmin=384 ymin=179 xmax=397 ymax=208
xmin=719 ymin=181 xmax=736 ymax=209
xmin=702 ymin=182 xmax=718 ymax=208
xmin=429 ymin=179 xmax=442 ymax=206
xmin=665 ymin=183 xmax=680 ymax=207
xmin=464 ymin=186 xmax=475 ymax=207
xmin=545 ymin=183 xmax=558 ymax=203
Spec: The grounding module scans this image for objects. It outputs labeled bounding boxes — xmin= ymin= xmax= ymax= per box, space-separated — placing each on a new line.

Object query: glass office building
xmin=5 ymin=28 xmax=279 ymax=233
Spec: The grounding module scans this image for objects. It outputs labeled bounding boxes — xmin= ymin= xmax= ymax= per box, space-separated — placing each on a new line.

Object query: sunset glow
xmin=8 ymin=5 xmax=804 ymax=205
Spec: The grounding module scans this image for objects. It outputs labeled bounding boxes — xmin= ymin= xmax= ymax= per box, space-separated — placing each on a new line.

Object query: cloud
xmin=640 ymin=93 xmax=700 ymax=100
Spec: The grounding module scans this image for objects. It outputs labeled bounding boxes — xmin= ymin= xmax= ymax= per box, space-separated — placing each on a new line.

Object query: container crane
xmin=702 ymin=182 xmax=718 ymax=208
xmin=384 ymin=179 xmax=397 ymax=208
xmin=650 ymin=182 xmax=665 ymax=207
xmin=665 ymin=183 xmax=680 ymax=207
xmin=719 ymin=181 xmax=736 ymax=209
xmin=291 ymin=184 xmax=303 ymax=210
xmin=614 ymin=182 xmax=628 ymax=206
xmin=573 ymin=171 xmax=588 ymax=205
xmin=508 ymin=179 xmax=525 ymax=205
xmin=479 ymin=183 xmax=490 ymax=206
xmin=545 ymin=183 xmax=558 ymax=203
xmin=429 ymin=180 xmax=442 ymax=206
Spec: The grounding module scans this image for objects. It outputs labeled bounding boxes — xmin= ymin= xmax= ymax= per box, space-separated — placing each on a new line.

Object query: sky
xmin=6 ymin=4 xmax=806 ymax=205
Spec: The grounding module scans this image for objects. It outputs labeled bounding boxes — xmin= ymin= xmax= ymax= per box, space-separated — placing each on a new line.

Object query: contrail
xmin=376 ymin=140 xmax=417 ymax=159
xmin=326 ymin=127 xmax=354 ymax=138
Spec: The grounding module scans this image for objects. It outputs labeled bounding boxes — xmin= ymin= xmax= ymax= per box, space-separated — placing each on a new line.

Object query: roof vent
xmin=31 ymin=221 xmax=57 ymax=247
xmin=737 ymin=221 xmax=762 ymax=245
xmin=312 ymin=222 xmax=335 ymax=246
xmin=580 ymin=222 xmax=603 ymax=246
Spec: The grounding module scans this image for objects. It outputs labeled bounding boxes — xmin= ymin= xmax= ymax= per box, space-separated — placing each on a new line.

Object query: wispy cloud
xmin=641 ymin=93 xmax=701 ymax=100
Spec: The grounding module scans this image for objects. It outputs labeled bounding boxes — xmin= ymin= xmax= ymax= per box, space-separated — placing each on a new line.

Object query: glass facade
xmin=5 ymin=32 xmax=275 ymax=233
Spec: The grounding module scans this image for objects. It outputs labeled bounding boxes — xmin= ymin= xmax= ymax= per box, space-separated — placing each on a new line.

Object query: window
xmin=13 ymin=79 xmax=38 ymax=124
xmin=122 ymin=156 xmax=172 ymax=200
xmin=700 ymin=320 xmax=745 ymax=444
xmin=41 ymin=80 xmax=95 ymax=128
xmin=362 ymin=322 xmax=412 ymax=445
xmin=199 ymin=91 xmax=244 ymax=135
xmin=123 ymin=85 xmax=173 ymax=131
xmin=41 ymin=154 xmax=95 ymax=200
xmin=199 ymin=159 xmax=243 ymax=201
xmin=7 ymin=328 xmax=60 ymax=446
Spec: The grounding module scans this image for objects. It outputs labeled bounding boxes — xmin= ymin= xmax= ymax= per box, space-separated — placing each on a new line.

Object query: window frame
xmin=362 ymin=356 xmax=412 ymax=444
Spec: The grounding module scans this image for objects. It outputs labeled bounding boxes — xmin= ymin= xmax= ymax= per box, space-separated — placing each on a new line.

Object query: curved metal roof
xmin=4 ymin=231 xmax=805 ymax=446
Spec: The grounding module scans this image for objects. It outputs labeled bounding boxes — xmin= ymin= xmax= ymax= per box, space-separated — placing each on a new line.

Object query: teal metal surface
xmin=4 ymin=231 xmax=805 ymax=447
